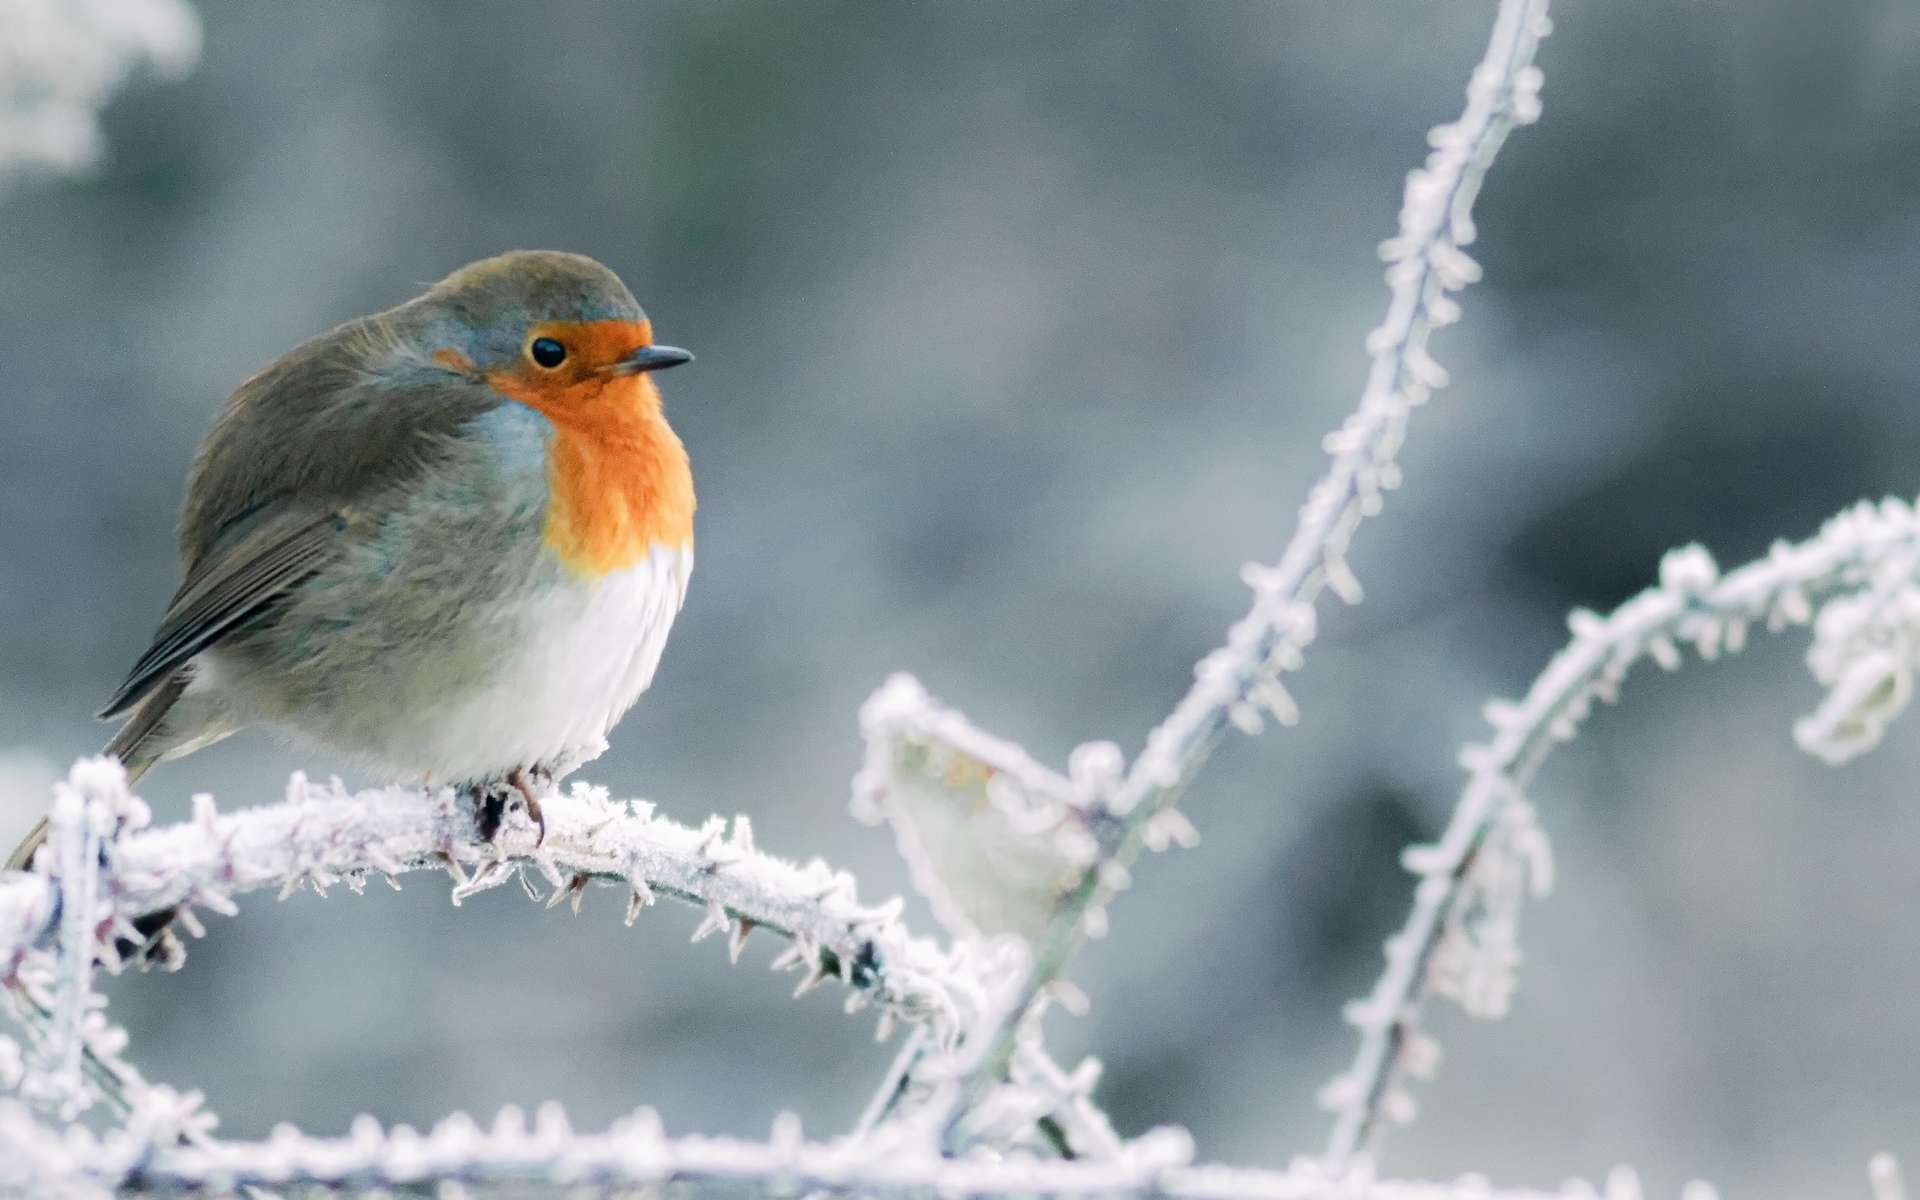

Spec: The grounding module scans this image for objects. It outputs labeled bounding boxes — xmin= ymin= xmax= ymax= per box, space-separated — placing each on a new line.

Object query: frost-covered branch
xmin=915 ymin=0 xmax=1555 ymax=1141
xmin=1322 ymin=497 xmax=1920 ymax=1163
xmin=0 ymin=762 xmax=991 ymax=1045
xmin=0 ymin=1090 xmax=1745 ymax=1200
xmin=0 ymin=760 xmax=189 ymax=1130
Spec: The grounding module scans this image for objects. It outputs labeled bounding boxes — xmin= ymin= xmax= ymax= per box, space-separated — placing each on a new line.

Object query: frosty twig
xmin=1323 ymin=499 xmax=1920 ymax=1162
xmin=927 ymin=0 xmax=1556 ymax=1144
xmin=0 ymin=1090 xmax=1640 ymax=1200
xmin=0 ymin=765 xmax=987 ymax=1044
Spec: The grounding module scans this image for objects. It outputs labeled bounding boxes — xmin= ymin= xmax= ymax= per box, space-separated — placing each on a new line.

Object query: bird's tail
xmin=3 ymin=676 xmax=181 ymax=873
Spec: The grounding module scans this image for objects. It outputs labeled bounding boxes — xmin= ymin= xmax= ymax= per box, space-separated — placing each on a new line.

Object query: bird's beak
xmin=605 ymin=344 xmax=694 ymax=376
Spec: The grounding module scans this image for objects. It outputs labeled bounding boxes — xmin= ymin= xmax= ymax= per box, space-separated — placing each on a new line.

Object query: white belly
xmin=394 ymin=541 xmax=693 ymax=781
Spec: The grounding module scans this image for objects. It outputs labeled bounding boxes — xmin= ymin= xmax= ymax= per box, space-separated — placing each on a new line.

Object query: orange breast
xmin=488 ymin=354 xmax=694 ymax=577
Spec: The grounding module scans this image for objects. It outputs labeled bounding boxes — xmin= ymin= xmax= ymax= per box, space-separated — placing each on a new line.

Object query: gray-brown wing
xmin=101 ymin=301 xmax=507 ymax=719
xmin=98 ymin=507 xmax=341 ymax=719
xmin=176 ymin=306 xmax=500 ymax=570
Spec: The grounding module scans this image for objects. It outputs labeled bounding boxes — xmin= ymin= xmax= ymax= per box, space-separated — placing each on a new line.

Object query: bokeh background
xmin=3 ymin=3 xmax=1919 ymax=1195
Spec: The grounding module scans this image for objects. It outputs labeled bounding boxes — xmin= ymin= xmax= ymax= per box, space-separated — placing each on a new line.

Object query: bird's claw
xmin=508 ymin=768 xmax=546 ymax=846
xmin=467 ymin=771 xmax=547 ymax=845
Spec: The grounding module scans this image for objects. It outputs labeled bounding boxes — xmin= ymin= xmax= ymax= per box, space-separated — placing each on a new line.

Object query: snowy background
xmin=2 ymin=3 xmax=1918 ymax=1196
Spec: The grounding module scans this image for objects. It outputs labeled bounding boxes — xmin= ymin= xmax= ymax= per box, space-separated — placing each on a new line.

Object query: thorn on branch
xmin=689 ymin=901 xmax=731 ymax=944
xmin=623 ymin=878 xmax=656 ymax=927
xmin=727 ymin=917 xmax=757 ymax=964
xmin=544 ymin=873 xmax=590 ymax=913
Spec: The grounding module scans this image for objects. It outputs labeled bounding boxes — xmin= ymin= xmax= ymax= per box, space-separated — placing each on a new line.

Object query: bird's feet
xmin=508 ymin=767 xmax=546 ymax=845
xmin=468 ymin=769 xmax=548 ymax=845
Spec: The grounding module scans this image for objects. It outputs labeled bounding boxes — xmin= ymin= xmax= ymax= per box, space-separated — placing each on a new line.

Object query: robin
xmin=6 ymin=250 xmax=695 ymax=873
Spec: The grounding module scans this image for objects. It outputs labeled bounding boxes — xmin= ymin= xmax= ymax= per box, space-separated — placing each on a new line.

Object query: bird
xmin=5 ymin=250 xmax=695 ymax=875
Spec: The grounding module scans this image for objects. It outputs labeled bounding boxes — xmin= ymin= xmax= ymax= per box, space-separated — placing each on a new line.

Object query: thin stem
xmin=44 ymin=1105 xmax=1572 ymax=1200
xmin=934 ymin=0 xmax=1555 ymax=1143
xmin=1324 ymin=501 xmax=1920 ymax=1162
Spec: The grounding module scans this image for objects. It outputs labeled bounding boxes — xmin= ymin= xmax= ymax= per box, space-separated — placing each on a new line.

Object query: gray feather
xmin=99 ymin=511 xmax=338 ymax=717
xmin=102 ymin=302 xmax=506 ymax=719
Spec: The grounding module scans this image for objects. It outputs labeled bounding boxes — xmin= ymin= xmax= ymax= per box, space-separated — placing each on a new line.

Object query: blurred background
xmin=2 ymin=2 xmax=1918 ymax=1195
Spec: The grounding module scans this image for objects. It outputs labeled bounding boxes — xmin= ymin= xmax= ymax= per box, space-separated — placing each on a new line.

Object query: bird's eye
xmin=529 ymin=337 xmax=567 ymax=369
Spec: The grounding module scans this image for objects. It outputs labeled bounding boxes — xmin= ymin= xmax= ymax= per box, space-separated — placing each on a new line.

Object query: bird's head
xmin=415 ymin=250 xmax=691 ymax=419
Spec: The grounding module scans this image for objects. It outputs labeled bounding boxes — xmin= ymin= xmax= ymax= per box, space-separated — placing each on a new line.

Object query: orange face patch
xmin=484 ymin=319 xmax=695 ymax=576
